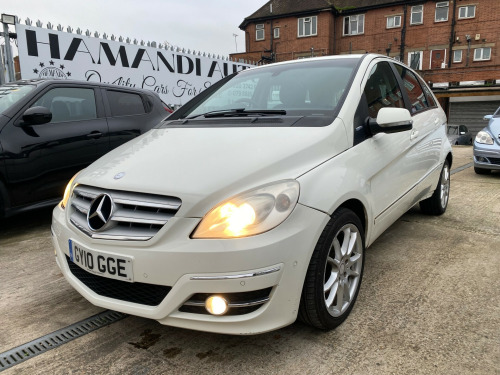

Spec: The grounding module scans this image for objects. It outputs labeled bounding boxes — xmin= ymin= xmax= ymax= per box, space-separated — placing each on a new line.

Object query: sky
xmin=2 ymin=0 xmax=269 ymax=57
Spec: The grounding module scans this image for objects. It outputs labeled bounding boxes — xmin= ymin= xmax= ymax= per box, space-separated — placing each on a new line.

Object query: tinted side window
xmin=107 ymin=90 xmax=146 ymax=116
xmin=394 ymin=65 xmax=429 ymax=113
xmin=363 ymin=62 xmax=405 ymax=118
xmin=32 ymin=87 xmax=97 ymax=123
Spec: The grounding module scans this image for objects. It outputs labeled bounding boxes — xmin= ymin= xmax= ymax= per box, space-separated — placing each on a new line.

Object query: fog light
xmin=205 ymin=296 xmax=229 ymax=315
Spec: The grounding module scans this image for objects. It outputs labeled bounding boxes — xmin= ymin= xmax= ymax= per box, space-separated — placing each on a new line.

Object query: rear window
xmin=107 ymin=90 xmax=146 ymax=116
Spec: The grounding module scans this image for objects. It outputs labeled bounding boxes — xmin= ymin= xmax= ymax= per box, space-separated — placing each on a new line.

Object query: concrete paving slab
xmin=0 ymin=207 xmax=104 ymax=354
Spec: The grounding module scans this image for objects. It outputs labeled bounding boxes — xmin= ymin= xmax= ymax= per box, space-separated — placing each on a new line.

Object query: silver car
xmin=447 ymin=125 xmax=472 ymax=145
xmin=474 ymin=107 xmax=500 ymax=174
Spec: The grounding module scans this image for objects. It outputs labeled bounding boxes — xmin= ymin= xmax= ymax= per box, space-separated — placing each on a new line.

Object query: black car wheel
xmin=474 ymin=167 xmax=491 ymax=175
xmin=420 ymin=160 xmax=450 ymax=215
xmin=299 ymin=208 xmax=365 ymax=330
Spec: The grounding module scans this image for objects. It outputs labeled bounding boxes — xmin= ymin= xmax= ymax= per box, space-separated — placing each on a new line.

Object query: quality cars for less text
xmin=52 ymin=54 xmax=452 ymax=334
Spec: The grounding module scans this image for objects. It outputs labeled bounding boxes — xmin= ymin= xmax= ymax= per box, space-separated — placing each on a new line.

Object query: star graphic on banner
xmin=39 ymin=62 xmax=45 ymax=67
xmin=33 ymin=68 xmax=38 ymax=73
xmin=49 ymin=60 xmax=54 ymax=65
xmin=67 ymin=72 xmax=71 ymax=77
xmin=60 ymin=64 xmax=65 ymax=69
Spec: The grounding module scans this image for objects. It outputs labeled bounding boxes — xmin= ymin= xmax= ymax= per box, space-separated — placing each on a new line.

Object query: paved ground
xmin=0 ymin=146 xmax=498 ymax=375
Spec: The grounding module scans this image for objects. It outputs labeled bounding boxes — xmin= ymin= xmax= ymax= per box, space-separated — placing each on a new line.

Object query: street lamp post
xmin=1 ymin=13 xmax=17 ymax=83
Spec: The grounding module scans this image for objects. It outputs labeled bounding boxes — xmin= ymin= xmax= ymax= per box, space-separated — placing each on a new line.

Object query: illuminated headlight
xmin=475 ymin=131 xmax=494 ymax=145
xmin=192 ymin=180 xmax=300 ymax=238
xmin=60 ymin=172 xmax=80 ymax=209
xmin=205 ymin=296 xmax=229 ymax=315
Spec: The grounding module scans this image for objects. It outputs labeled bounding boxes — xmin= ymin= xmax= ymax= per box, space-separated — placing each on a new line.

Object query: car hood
xmin=77 ymin=121 xmax=348 ymax=217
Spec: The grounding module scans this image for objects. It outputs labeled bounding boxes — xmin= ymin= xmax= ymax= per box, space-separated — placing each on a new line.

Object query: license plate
xmin=68 ymin=239 xmax=134 ymax=282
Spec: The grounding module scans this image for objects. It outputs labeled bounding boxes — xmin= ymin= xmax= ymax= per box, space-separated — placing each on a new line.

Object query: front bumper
xmin=52 ymin=203 xmax=329 ymax=335
xmin=473 ymin=142 xmax=500 ymax=171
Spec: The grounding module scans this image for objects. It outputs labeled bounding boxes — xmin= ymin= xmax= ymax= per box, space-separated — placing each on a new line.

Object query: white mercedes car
xmin=52 ymin=54 xmax=452 ymax=334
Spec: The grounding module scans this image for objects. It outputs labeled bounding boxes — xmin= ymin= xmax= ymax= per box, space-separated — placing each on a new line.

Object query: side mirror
xmin=22 ymin=106 xmax=52 ymax=125
xmin=369 ymin=107 xmax=413 ymax=135
xmin=483 ymin=115 xmax=493 ymax=121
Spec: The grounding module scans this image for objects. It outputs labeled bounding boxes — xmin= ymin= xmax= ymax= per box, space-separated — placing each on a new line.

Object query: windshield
xmin=494 ymin=106 xmax=500 ymax=118
xmin=447 ymin=126 xmax=459 ymax=135
xmin=175 ymin=58 xmax=358 ymax=125
xmin=0 ymin=84 xmax=35 ymax=113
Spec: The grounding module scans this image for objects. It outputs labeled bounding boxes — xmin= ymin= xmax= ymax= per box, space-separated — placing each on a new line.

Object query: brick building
xmin=231 ymin=0 xmax=500 ymax=133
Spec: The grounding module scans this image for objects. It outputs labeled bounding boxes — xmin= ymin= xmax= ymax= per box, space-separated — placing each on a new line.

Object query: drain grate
xmin=451 ymin=162 xmax=473 ymax=175
xmin=0 ymin=310 xmax=127 ymax=372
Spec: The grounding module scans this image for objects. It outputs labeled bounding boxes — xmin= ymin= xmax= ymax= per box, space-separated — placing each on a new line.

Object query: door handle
xmin=86 ymin=131 xmax=103 ymax=139
xmin=410 ymin=130 xmax=419 ymax=140
xmin=434 ymin=118 xmax=440 ymax=125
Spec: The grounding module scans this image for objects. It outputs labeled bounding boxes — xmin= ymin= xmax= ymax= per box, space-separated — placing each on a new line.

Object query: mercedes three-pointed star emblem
xmin=87 ymin=194 xmax=114 ymax=231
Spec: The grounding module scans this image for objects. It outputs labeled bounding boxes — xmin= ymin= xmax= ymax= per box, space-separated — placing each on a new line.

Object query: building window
xmin=435 ymin=2 xmax=449 ymax=22
xmin=453 ymin=50 xmax=463 ymax=63
xmin=474 ymin=47 xmax=491 ymax=61
xmin=256 ymin=24 xmax=265 ymax=41
xmin=458 ymin=5 xmax=476 ymax=19
xmin=273 ymin=27 xmax=280 ymax=39
xmin=343 ymin=14 xmax=365 ymax=36
xmin=298 ymin=16 xmax=317 ymax=37
xmin=411 ymin=5 xmax=424 ymax=25
xmin=408 ymin=51 xmax=423 ymax=70
xmin=386 ymin=15 xmax=401 ymax=29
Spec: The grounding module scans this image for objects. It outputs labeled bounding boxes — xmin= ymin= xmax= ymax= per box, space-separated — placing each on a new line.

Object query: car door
xmin=393 ymin=64 xmax=444 ymax=192
xmin=102 ymin=89 xmax=151 ymax=150
xmin=352 ymin=60 xmax=418 ymax=239
xmin=3 ymin=85 xmax=109 ymax=207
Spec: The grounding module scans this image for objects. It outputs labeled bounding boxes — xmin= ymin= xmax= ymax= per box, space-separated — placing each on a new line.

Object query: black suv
xmin=0 ymin=79 xmax=169 ymax=218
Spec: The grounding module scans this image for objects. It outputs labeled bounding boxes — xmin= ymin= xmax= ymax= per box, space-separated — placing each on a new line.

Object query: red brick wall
xmin=230 ymin=0 xmax=500 ymax=84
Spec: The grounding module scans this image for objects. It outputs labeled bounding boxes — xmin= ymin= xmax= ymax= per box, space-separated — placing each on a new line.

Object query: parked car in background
xmin=0 ymin=79 xmax=169 ymax=218
xmin=473 ymin=107 xmax=500 ymax=174
xmin=447 ymin=124 xmax=472 ymax=145
xmin=52 ymin=54 xmax=452 ymax=335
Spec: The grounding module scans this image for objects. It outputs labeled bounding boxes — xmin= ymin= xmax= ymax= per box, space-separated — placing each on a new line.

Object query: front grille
xmin=66 ymin=255 xmax=171 ymax=306
xmin=179 ymin=288 xmax=273 ymax=315
xmin=488 ymin=157 xmax=500 ymax=165
xmin=70 ymin=185 xmax=181 ymax=241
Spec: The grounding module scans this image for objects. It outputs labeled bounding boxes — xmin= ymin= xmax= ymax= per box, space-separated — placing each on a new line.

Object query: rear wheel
xmin=299 ymin=208 xmax=365 ymax=330
xmin=420 ymin=161 xmax=450 ymax=215
xmin=474 ymin=167 xmax=491 ymax=175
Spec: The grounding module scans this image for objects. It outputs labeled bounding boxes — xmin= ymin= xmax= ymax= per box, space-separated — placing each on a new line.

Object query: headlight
xmin=60 ymin=172 xmax=80 ymax=209
xmin=475 ymin=131 xmax=494 ymax=145
xmin=192 ymin=180 xmax=300 ymax=239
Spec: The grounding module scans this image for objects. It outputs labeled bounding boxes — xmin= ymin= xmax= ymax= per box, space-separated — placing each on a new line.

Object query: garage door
xmin=448 ymin=101 xmax=500 ymax=136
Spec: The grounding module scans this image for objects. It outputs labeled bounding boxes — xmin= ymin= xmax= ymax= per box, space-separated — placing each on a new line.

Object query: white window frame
xmin=408 ymin=51 xmax=423 ymax=70
xmin=273 ymin=27 xmax=280 ymax=39
xmin=474 ymin=47 xmax=491 ymax=61
xmin=458 ymin=5 xmax=476 ymax=19
xmin=453 ymin=50 xmax=463 ymax=63
xmin=410 ymin=5 xmax=424 ymax=25
xmin=298 ymin=16 xmax=318 ymax=37
xmin=343 ymin=14 xmax=365 ymax=36
xmin=386 ymin=15 xmax=401 ymax=29
xmin=256 ymin=24 xmax=265 ymax=41
xmin=435 ymin=1 xmax=449 ymax=22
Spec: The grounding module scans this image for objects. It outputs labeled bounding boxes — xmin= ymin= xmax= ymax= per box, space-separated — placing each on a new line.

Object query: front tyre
xmin=299 ymin=208 xmax=365 ymax=330
xmin=420 ymin=160 xmax=450 ymax=215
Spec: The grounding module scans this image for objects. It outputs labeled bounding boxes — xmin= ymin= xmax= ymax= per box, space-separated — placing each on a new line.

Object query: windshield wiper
xmin=186 ymin=108 xmax=286 ymax=119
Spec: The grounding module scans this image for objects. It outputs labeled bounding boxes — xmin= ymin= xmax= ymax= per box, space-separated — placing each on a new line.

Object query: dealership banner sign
xmin=16 ymin=23 xmax=254 ymax=105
